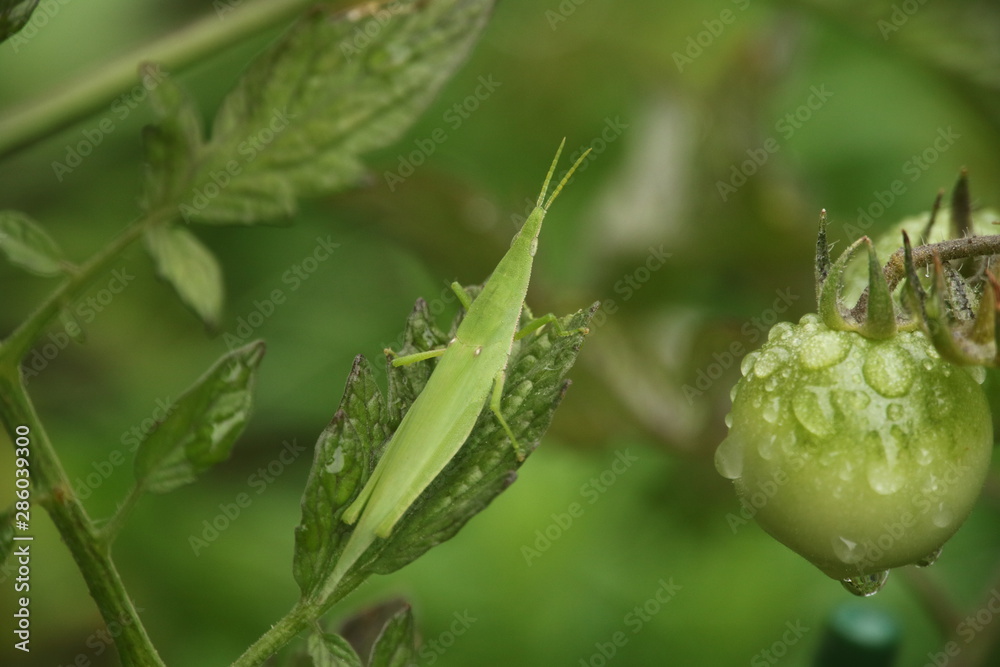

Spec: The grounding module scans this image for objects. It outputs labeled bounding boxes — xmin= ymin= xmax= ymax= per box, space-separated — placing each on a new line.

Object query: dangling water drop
xmin=841 ymin=570 xmax=889 ymax=597
xmin=714 ymin=435 xmax=744 ymax=480
xmin=916 ymin=546 xmax=943 ymax=568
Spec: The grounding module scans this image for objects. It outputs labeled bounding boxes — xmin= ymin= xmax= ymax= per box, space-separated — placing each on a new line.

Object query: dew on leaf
xmin=841 ymin=570 xmax=889 ymax=597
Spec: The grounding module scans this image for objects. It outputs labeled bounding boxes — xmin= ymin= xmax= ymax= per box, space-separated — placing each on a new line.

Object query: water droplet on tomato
xmin=867 ymin=462 xmax=904 ymax=495
xmin=966 ymin=366 xmax=987 ymax=385
xmin=886 ymin=403 xmax=904 ymax=421
xmin=916 ymin=546 xmax=942 ymax=567
xmin=757 ymin=434 xmax=777 ymax=460
xmin=714 ymin=435 xmax=743 ymax=480
xmin=798 ymin=331 xmax=851 ymax=370
xmin=792 ymin=388 xmax=835 ymax=437
xmin=754 ymin=346 xmax=788 ymax=379
xmin=841 ymin=571 xmax=889 ymax=597
xmin=730 ymin=384 xmax=739 ymax=402
xmin=763 ymin=397 xmax=781 ymax=424
xmin=768 ymin=322 xmax=794 ymax=342
xmin=764 ymin=376 xmax=779 ymax=392
xmin=832 ymin=536 xmax=863 ymax=564
xmin=932 ymin=507 xmax=954 ymax=529
xmin=740 ymin=351 xmax=759 ymax=376
xmin=724 ymin=412 xmax=733 ymax=428
xmin=863 ymin=344 xmax=915 ymax=398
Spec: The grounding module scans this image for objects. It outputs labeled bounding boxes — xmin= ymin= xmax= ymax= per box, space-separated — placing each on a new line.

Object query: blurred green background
xmin=4 ymin=0 xmax=1000 ymax=664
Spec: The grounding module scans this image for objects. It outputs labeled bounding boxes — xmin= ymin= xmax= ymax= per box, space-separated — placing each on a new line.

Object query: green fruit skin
xmin=718 ymin=314 xmax=993 ymax=580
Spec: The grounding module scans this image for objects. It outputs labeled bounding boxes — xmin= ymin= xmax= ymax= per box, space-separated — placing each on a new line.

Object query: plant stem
xmin=230 ymin=599 xmax=318 ymax=667
xmin=0 ymin=214 xmax=152 ymax=368
xmin=0 ymin=370 xmax=164 ymax=667
xmin=0 ymin=0 xmax=315 ymax=159
xmin=883 ymin=234 xmax=1000 ymax=293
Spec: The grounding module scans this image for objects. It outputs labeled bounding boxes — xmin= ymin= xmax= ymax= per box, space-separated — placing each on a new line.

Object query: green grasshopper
xmin=328 ymin=140 xmax=591 ymax=591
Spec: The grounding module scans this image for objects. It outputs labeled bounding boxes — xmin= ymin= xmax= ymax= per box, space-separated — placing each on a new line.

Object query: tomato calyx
xmin=817 ymin=171 xmax=1000 ymax=365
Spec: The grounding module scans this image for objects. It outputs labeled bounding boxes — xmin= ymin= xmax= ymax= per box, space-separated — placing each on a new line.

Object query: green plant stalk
xmin=0 ymin=371 xmax=164 ymax=667
xmin=230 ymin=599 xmax=319 ymax=667
xmin=0 ymin=0 xmax=316 ymax=159
xmin=0 ymin=214 xmax=153 ymax=367
xmin=0 ymin=211 xmax=172 ymax=662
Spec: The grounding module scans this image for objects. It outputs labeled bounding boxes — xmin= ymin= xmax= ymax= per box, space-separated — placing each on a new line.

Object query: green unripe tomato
xmin=717 ymin=313 xmax=993 ymax=584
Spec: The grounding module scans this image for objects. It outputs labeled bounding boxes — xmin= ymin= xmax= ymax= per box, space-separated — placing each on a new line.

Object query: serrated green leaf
xmin=140 ymin=64 xmax=205 ymax=213
xmin=306 ymin=631 xmax=363 ymax=667
xmin=367 ymin=606 xmax=417 ymax=667
xmin=0 ymin=210 xmax=65 ymax=277
xmin=143 ymin=225 xmax=224 ymax=328
xmin=293 ymin=291 xmax=596 ymax=607
xmin=177 ymin=0 xmax=494 ymax=225
xmin=0 ymin=0 xmax=38 ymax=44
xmin=133 ymin=340 xmax=265 ymax=494
xmin=294 ymin=354 xmax=389 ymax=601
